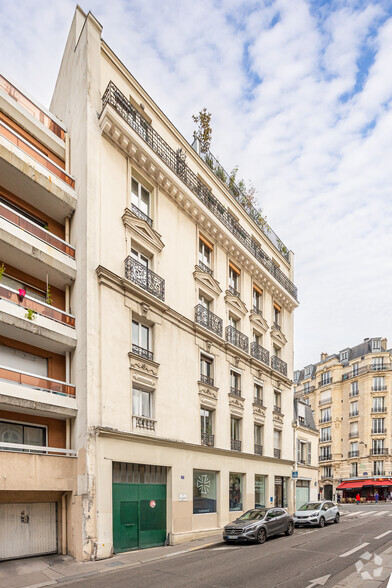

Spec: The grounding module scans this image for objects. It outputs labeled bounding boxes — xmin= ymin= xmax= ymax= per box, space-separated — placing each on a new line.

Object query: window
xmin=350 ymin=381 xmax=359 ymax=396
xmin=274 ymin=429 xmax=281 ymax=451
xmin=255 ymin=475 xmax=266 ymax=508
xmin=254 ymin=382 xmax=263 ymax=405
xmin=321 ymin=371 xmax=331 ymax=386
xmin=199 ymin=293 xmax=211 ymax=310
xmin=350 ymin=462 xmax=358 ymax=477
xmin=231 ymin=417 xmax=241 ymax=441
xmin=349 ymin=401 xmax=358 ymax=417
xmin=304 ymin=365 xmax=312 ymax=378
xmin=0 ymin=344 xmax=48 ymax=376
xmin=350 ymin=421 xmax=358 ymax=437
xmin=200 ymin=353 xmax=214 ymax=385
xmin=253 ymin=331 xmax=262 ymax=346
xmin=320 ymin=389 xmax=332 ymax=405
xmin=320 ymin=408 xmax=331 ymax=423
xmin=254 ymin=424 xmax=263 ymax=450
xmin=373 ymin=396 xmax=385 ymax=413
xmin=340 ymin=350 xmax=348 ymax=362
xmin=373 ymin=461 xmax=384 ymax=475
xmin=297 ymin=439 xmax=307 ymax=464
xmin=372 ymin=357 xmax=384 ymax=371
xmin=349 ymin=441 xmax=358 ymax=456
xmin=320 ymin=445 xmax=331 ymax=459
xmin=228 ymin=262 xmax=240 ymax=295
xmin=199 ymin=235 xmax=213 ymax=272
xmin=132 ymin=320 xmax=150 ymax=357
xmin=229 ymin=472 xmax=243 ymax=511
xmin=273 ymin=390 xmax=281 ymax=412
xmin=230 ymin=369 xmax=241 ymax=396
xmin=200 ymin=408 xmax=214 ymax=446
xmin=372 ymin=439 xmax=384 ymax=454
xmin=323 ymin=466 xmax=332 ymax=478
xmin=303 ymin=382 xmax=310 ymax=393
xmin=372 ymin=338 xmax=381 ymax=351
xmin=132 ymin=387 xmax=152 ymax=418
xmin=320 ymin=427 xmax=331 ymax=442
xmin=372 ymin=418 xmax=385 ymax=433
xmin=352 ymin=363 xmax=359 ymax=376
xmin=0 ymin=420 xmax=46 ymax=450
xmin=131 ymin=247 xmax=149 ymax=268
xmin=273 ymin=303 xmax=281 ymax=328
xmin=373 ymin=376 xmax=385 ymax=391
xmin=131 ymin=177 xmax=150 ymax=217
xmin=228 ymin=315 xmax=239 ymax=329
xmin=193 ymin=470 xmax=217 ymax=514
xmin=2 ymin=274 xmax=46 ymax=303
xmin=253 ymin=285 xmax=262 ymax=313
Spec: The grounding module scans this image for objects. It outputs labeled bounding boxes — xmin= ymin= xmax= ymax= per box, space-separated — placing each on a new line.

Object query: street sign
xmin=292 ymin=471 xmax=298 ymax=479
xmin=149 ymin=500 xmax=156 ymax=508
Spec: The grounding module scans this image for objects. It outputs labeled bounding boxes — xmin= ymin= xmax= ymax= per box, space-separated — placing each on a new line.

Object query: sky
xmin=0 ymin=0 xmax=391 ymax=369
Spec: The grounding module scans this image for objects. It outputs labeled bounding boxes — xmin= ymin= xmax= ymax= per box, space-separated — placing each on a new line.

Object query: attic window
xmin=372 ymin=339 xmax=381 ymax=351
xmin=304 ymin=366 xmax=312 ymax=377
xmin=340 ymin=351 xmax=348 ymax=362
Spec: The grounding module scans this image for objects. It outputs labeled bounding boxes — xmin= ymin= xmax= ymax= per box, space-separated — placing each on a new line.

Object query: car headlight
xmin=245 ymin=525 xmax=258 ymax=532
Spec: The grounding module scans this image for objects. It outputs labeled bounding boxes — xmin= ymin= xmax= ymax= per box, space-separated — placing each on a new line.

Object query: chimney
xmin=320 ymin=352 xmax=328 ymax=361
xmin=381 ymin=338 xmax=387 ymax=350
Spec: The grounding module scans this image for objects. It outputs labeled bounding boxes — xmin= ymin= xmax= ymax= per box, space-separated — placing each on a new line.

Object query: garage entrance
xmin=0 ymin=503 xmax=57 ymax=560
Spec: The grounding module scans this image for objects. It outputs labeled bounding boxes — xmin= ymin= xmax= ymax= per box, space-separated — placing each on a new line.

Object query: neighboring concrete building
xmin=294 ymin=338 xmax=392 ymax=502
xmin=0 ymin=74 xmax=77 ymax=560
xmin=293 ymin=398 xmax=319 ymax=508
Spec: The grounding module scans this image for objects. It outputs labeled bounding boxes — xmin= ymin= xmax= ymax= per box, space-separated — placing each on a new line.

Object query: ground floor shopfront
xmin=337 ymin=478 xmax=392 ymax=501
xmin=92 ymin=431 xmax=294 ymax=559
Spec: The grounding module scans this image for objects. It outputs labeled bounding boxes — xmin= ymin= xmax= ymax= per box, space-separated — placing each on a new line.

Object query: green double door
xmin=113 ymin=483 xmax=166 ymax=552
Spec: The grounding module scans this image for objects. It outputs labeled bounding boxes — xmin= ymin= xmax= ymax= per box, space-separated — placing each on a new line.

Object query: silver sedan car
xmin=223 ymin=508 xmax=294 ymax=544
xmin=293 ymin=500 xmax=340 ymax=527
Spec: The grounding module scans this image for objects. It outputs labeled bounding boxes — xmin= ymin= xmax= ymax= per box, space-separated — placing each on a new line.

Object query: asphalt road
xmin=61 ymin=503 xmax=392 ymax=588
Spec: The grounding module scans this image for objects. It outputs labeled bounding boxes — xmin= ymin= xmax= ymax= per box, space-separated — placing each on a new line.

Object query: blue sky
xmin=0 ymin=0 xmax=391 ymax=368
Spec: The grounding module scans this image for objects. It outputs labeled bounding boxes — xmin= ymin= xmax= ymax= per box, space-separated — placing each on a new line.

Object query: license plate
xmin=226 ymin=536 xmax=238 ymax=539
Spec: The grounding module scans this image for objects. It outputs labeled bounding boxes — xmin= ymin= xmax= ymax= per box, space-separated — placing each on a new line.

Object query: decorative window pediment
xmin=194 ymin=265 xmax=222 ymax=297
xmin=271 ymin=325 xmax=287 ymax=345
xmin=123 ymin=208 xmax=164 ymax=254
xmin=224 ymin=290 xmax=248 ymax=316
xmin=249 ymin=311 xmax=269 ymax=332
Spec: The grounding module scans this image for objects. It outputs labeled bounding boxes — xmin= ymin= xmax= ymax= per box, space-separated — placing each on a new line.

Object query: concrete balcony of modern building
xmin=0 ymin=200 xmax=76 ymax=288
xmin=0 ymin=366 xmax=76 ymax=419
xmin=0 ymin=284 xmax=76 ymax=354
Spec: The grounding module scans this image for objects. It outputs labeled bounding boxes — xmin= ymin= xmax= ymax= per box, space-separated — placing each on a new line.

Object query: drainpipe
xmin=293 ymin=422 xmax=298 ymax=512
xmin=62 ymin=493 xmax=67 ymax=555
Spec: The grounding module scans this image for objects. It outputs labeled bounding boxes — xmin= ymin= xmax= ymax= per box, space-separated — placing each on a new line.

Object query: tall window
xmin=304 ymin=382 xmax=310 ymax=393
xmin=273 ymin=390 xmax=281 ymax=412
xmin=254 ymin=425 xmax=263 ymax=454
xmin=193 ymin=470 xmax=217 ymax=514
xmin=352 ymin=363 xmax=359 ymax=376
xmin=323 ymin=466 xmax=332 ymax=478
xmin=131 ymin=247 xmax=149 ymax=268
xmin=320 ymin=445 xmax=331 ymax=460
xmin=132 ymin=387 xmax=152 ymax=419
xmin=350 ymin=421 xmax=358 ymax=437
xmin=132 ymin=320 xmax=150 ymax=355
xmin=274 ymin=429 xmax=281 ymax=458
xmin=372 ymin=357 xmax=384 ymax=370
xmin=0 ymin=420 xmax=46 ymax=450
xmin=349 ymin=401 xmax=358 ymax=417
xmin=372 ymin=338 xmax=381 ymax=351
xmin=320 ymin=427 xmax=331 ymax=442
xmin=372 ymin=396 xmax=385 ymax=413
xmin=373 ymin=376 xmax=385 ymax=391
xmin=200 ymin=354 xmax=214 ymax=385
xmin=254 ymin=382 xmax=263 ymax=405
xmin=230 ymin=369 xmax=241 ymax=396
xmin=253 ymin=331 xmax=262 ymax=346
xmin=200 ymin=408 xmax=214 ymax=446
xmin=304 ymin=366 xmax=312 ymax=377
xmin=273 ymin=303 xmax=281 ymax=328
xmin=131 ymin=177 xmax=150 ymax=217
xmin=228 ymin=315 xmax=239 ymax=329
xmin=199 ymin=235 xmax=213 ymax=272
xmin=229 ymin=472 xmax=243 ymax=511
xmin=321 ymin=371 xmax=331 ymax=386
xmin=350 ymin=462 xmax=358 ymax=477
xmin=373 ymin=461 xmax=384 ymax=475
xmin=372 ymin=439 xmax=384 ymax=454
xmin=349 ymin=441 xmax=358 ymax=456
xmin=231 ymin=418 xmax=241 ymax=452
xmin=372 ymin=418 xmax=385 ymax=433
xmin=253 ymin=286 xmax=262 ymax=313
xmin=228 ymin=262 xmax=240 ymax=295
xmin=320 ymin=407 xmax=331 ymax=424
xmin=350 ymin=381 xmax=359 ymax=396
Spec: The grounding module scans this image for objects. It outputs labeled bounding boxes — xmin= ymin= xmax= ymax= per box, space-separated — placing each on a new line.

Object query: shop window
xmin=193 ymin=470 xmax=217 ymax=514
xmin=229 ymin=472 xmax=243 ymax=511
xmin=255 ymin=475 xmax=266 ymax=508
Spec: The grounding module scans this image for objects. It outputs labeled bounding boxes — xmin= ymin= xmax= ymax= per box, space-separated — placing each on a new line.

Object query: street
xmin=57 ymin=503 xmax=392 ymax=588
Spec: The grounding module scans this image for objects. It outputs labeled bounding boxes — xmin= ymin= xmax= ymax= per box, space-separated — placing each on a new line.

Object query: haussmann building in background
xmin=0 ymin=6 xmax=299 ymax=561
xmin=294 ymin=337 xmax=392 ymax=502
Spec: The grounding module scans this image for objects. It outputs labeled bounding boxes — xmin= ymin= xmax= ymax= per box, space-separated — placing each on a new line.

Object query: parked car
xmin=223 ymin=508 xmax=294 ymax=544
xmin=293 ymin=500 xmax=339 ymax=527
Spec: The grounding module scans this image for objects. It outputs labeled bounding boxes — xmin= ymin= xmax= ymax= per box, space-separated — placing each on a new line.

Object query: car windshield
xmin=238 ymin=509 xmax=266 ymax=520
xmin=299 ymin=502 xmax=322 ymax=511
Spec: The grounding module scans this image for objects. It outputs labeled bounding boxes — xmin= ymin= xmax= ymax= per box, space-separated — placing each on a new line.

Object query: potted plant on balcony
xmin=25 ymin=308 xmax=37 ymax=320
xmin=46 ymin=285 xmax=52 ymax=305
xmin=18 ymin=288 xmax=26 ymax=302
xmin=0 ymin=263 xmax=5 ymax=281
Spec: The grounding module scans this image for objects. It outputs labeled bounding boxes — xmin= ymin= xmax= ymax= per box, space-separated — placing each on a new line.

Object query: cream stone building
xmin=294 ymin=338 xmax=392 ymax=502
xmin=0 ymin=6 xmax=298 ymax=561
xmin=293 ymin=398 xmax=319 ymax=508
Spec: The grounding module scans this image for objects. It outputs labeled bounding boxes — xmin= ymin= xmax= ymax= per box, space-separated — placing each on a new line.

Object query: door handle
xmin=125 ymin=523 xmax=135 ymax=527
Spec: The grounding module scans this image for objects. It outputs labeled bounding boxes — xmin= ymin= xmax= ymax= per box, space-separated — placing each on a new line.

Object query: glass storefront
xmin=229 ymin=472 xmax=244 ymax=511
xmin=193 ymin=470 xmax=217 ymax=514
xmin=255 ymin=475 xmax=266 ymax=508
xmin=296 ymin=480 xmax=309 ymax=508
xmin=275 ymin=476 xmax=288 ymax=507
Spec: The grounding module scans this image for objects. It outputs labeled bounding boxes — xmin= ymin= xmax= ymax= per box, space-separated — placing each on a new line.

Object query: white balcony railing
xmin=0 ymin=441 xmax=76 ymax=456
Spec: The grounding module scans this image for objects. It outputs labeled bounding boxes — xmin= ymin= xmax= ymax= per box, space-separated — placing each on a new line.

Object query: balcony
xmin=372 ymin=386 xmax=387 ymax=392
xmin=132 ymin=415 xmax=156 ymax=432
xmin=342 ymin=363 xmax=392 ymax=380
xmin=100 ymin=82 xmax=298 ymax=300
xmin=132 ymin=344 xmax=153 ymax=362
xmin=319 ymin=378 xmax=332 ymax=387
xmin=349 ymin=390 xmax=359 ymax=398
xmin=252 ymin=305 xmax=262 ymax=316
xmin=319 ymin=418 xmax=332 ymax=425
xmin=200 ymin=373 xmax=214 ymax=387
xmin=273 ymin=321 xmax=281 ymax=332
xmin=231 ymin=439 xmax=241 ymax=452
xmin=348 ymin=450 xmax=359 ymax=458
xmin=295 ymin=385 xmax=315 ymax=397
xmin=228 ymin=285 xmax=240 ymax=298
xmin=274 ymin=448 xmax=281 ymax=459
xmin=198 ymin=260 xmax=213 ymax=276
xmin=370 ymin=448 xmax=388 ymax=456
xmin=0 ymin=366 xmax=76 ymax=418
xmin=230 ymin=387 xmax=242 ymax=397
xmin=0 ymin=442 xmax=76 ymax=456
xmin=372 ymin=428 xmax=387 ymax=435
xmin=253 ymin=397 xmax=265 ymax=407
xmin=125 ymin=256 xmax=165 ymax=301
xmin=319 ymin=454 xmax=332 ymax=462
xmin=349 ymin=411 xmax=359 ymax=418
xmin=319 ymin=397 xmax=332 ymax=406
xmin=226 ymin=325 xmax=249 ymax=353
xmin=372 ymin=406 xmax=386 ymax=414
xmin=349 ymin=431 xmax=359 ymax=438
xmin=201 ymin=432 xmax=214 ymax=447
xmin=254 ymin=444 xmax=263 ymax=456
xmin=131 ymin=203 xmax=153 ymax=227
xmin=320 ymin=437 xmax=332 ymax=443
xmin=271 ymin=355 xmax=287 ymax=377
xmin=273 ymin=405 xmax=282 ymax=414
xmin=250 ymin=342 xmax=269 ymax=366
xmin=194 ymin=304 xmax=223 ymax=337
xmin=321 ymin=475 xmax=332 ymax=480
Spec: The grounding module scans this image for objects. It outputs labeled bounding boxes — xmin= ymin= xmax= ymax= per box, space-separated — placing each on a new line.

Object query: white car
xmin=293 ymin=500 xmax=340 ymax=527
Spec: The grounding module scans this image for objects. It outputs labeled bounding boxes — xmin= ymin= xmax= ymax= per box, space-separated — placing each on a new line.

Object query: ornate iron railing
xmin=274 ymin=448 xmax=281 ymax=458
xmin=254 ymin=444 xmax=263 ymax=456
xmin=194 ymin=304 xmax=223 ymax=337
xmin=371 ymin=406 xmax=386 ymax=413
xmin=342 ymin=362 xmax=392 ymax=381
xmin=271 ymin=355 xmax=287 ymax=377
xmin=125 ymin=257 xmax=165 ymax=301
xmin=349 ymin=390 xmax=359 ymax=397
xmin=319 ymin=417 xmax=332 ymax=424
xmin=370 ymin=448 xmax=388 ymax=455
xmin=273 ymin=405 xmax=282 ymax=414
xmin=253 ymin=397 xmax=265 ymax=407
xmin=200 ymin=373 xmax=214 ymax=386
xmin=349 ymin=411 xmax=359 ymax=418
xmin=131 ymin=203 xmax=153 ymax=227
xmin=201 ymin=432 xmax=214 ymax=447
xmin=273 ymin=321 xmax=281 ymax=331
xmin=372 ymin=428 xmax=387 ymax=434
xmin=132 ymin=344 xmax=153 ymax=361
xmin=231 ymin=439 xmax=242 ymax=451
xmin=228 ymin=285 xmax=240 ymax=298
xmin=250 ymin=342 xmax=269 ymax=366
xmin=198 ymin=260 xmax=213 ymax=275
xmin=348 ymin=450 xmax=359 ymax=458
xmin=226 ymin=325 xmax=249 ymax=353
xmin=230 ymin=386 xmax=242 ymax=397
xmin=101 ymin=82 xmax=298 ymax=300
xmin=319 ymin=454 xmax=332 ymax=461
xmin=252 ymin=305 xmax=263 ymax=316
xmin=319 ymin=377 xmax=332 ymax=387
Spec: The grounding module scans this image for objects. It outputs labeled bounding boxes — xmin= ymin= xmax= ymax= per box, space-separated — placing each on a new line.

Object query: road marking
xmin=359 ymin=511 xmax=377 ymax=517
xmin=345 ymin=512 xmax=359 ymax=517
xmin=340 ymin=543 xmax=369 ymax=558
xmin=374 ymin=511 xmax=389 ymax=516
xmin=375 ymin=530 xmax=392 ymax=539
xmin=387 ymin=571 xmax=392 ymax=587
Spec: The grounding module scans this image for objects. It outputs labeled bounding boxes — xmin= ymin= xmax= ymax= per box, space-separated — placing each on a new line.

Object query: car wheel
xmin=257 ymin=528 xmax=267 ymax=544
xmin=285 ymin=522 xmax=294 ymax=536
xmin=319 ymin=516 xmax=325 ymax=528
xmin=334 ymin=513 xmax=340 ymax=524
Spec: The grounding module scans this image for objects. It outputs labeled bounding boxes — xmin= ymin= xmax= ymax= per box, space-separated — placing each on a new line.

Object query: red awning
xmin=336 ymin=481 xmax=364 ymax=490
xmin=363 ymin=479 xmax=392 ymax=487
xmin=337 ymin=479 xmax=392 ymax=490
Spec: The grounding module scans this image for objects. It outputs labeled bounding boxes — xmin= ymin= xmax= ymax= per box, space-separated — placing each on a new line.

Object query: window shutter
xmin=297 ymin=439 xmax=301 ymax=463
xmin=307 ymin=442 xmax=312 ymax=465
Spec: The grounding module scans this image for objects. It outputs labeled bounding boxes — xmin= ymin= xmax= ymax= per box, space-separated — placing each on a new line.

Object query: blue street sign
xmin=292 ymin=471 xmax=298 ymax=479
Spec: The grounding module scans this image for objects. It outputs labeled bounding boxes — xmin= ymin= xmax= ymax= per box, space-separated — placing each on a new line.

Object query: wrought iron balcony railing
xmin=253 ymin=397 xmax=265 ymax=407
xmin=228 ymin=285 xmax=240 ymax=298
xmin=226 ymin=325 xmax=249 ymax=353
xmin=342 ymin=362 xmax=392 ymax=380
xmin=348 ymin=450 xmax=359 ymax=458
xmin=132 ymin=344 xmax=153 ymax=362
xmin=250 ymin=341 xmax=269 ymax=366
xmin=372 ymin=406 xmax=386 ymax=413
xmin=273 ymin=405 xmax=282 ymax=414
xmin=349 ymin=411 xmax=359 ymax=418
xmin=131 ymin=203 xmax=153 ymax=227
xmin=200 ymin=373 xmax=214 ymax=386
xmin=274 ymin=448 xmax=281 ymax=459
xmin=198 ymin=260 xmax=213 ymax=275
xmin=273 ymin=321 xmax=281 ymax=331
xmin=194 ymin=304 xmax=223 ymax=337
xmin=101 ymin=82 xmax=298 ymax=300
xmin=372 ymin=428 xmax=387 ymax=434
xmin=125 ymin=256 xmax=165 ymax=301
xmin=320 ymin=436 xmax=332 ymax=443
xmin=231 ymin=439 xmax=241 ymax=451
xmin=271 ymin=355 xmax=287 ymax=377
xmin=349 ymin=431 xmax=359 ymax=438
xmin=254 ymin=444 xmax=263 ymax=456
xmin=230 ymin=386 xmax=242 ymax=397
xmin=319 ymin=454 xmax=332 ymax=462
xmin=319 ymin=417 xmax=332 ymax=424
xmin=319 ymin=378 xmax=332 ymax=387
xmin=201 ymin=432 xmax=214 ymax=447
xmin=349 ymin=390 xmax=359 ymax=397
xmin=252 ymin=305 xmax=263 ymax=316
xmin=370 ymin=448 xmax=388 ymax=456
xmin=372 ymin=386 xmax=387 ymax=392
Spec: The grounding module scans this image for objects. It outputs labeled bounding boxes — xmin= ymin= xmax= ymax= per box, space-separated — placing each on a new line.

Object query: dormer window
xmin=372 ymin=339 xmax=381 ymax=351
xmin=304 ymin=366 xmax=312 ymax=378
xmin=340 ymin=350 xmax=348 ymax=362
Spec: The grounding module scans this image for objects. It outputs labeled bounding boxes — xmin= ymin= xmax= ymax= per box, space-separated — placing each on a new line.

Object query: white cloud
xmin=0 ymin=0 xmax=391 ymax=367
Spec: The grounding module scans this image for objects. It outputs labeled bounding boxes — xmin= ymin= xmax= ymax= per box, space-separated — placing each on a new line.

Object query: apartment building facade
xmin=293 ymin=399 xmax=319 ymax=508
xmin=0 ymin=73 xmax=77 ymax=560
xmin=294 ymin=338 xmax=392 ymax=501
xmin=0 ymin=7 xmax=298 ymax=561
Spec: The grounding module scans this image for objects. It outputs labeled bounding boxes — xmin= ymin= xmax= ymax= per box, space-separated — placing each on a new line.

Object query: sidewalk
xmin=0 ymin=534 xmax=223 ymax=588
